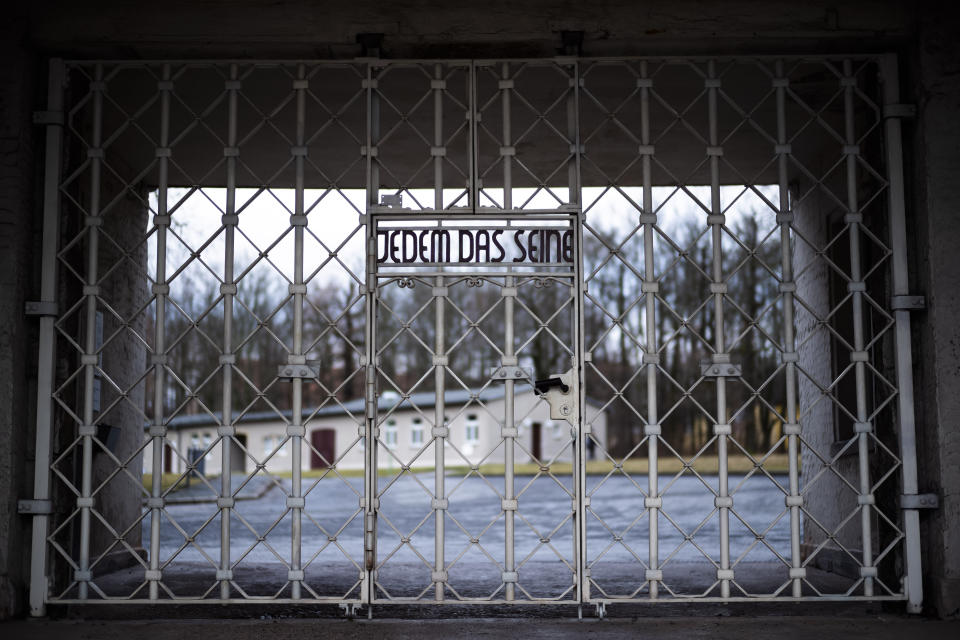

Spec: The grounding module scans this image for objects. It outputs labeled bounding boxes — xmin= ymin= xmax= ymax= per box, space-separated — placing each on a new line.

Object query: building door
xmin=310 ymin=429 xmax=336 ymax=469
xmin=531 ymin=422 xmax=542 ymax=462
xmin=230 ymin=435 xmax=246 ymax=474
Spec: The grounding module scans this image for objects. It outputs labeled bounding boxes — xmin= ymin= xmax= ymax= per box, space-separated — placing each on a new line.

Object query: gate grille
xmin=26 ymin=54 xmax=922 ymax=613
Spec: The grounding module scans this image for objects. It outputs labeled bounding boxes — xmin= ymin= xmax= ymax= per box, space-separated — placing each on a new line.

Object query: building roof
xmin=162 ymin=385 xmax=604 ymax=430
xmin=164 ymin=386 xmax=514 ymax=429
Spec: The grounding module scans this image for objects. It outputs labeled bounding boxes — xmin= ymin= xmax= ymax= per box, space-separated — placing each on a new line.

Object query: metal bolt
xmin=560 ymin=405 xmax=571 ymax=416
xmin=284 ymin=368 xmax=292 ymax=376
xmin=727 ymin=367 xmax=736 ymax=375
xmin=514 ymin=370 xmax=522 ymax=377
xmin=500 ymin=370 xmax=506 ymax=378
xmin=712 ymin=367 xmax=720 ymax=374
xmin=300 ymin=368 xmax=308 ymax=376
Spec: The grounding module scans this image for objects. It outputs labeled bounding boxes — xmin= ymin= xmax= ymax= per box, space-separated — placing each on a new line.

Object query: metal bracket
xmin=24 ymin=301 xmax=58 ymax=317
xmin=18 ymin=499 xmax=52 ymax=515
xmin=379 ymin=193 xmax=402 ymax=208
xmin=277 ymin=364 xmax=320 ymax=380
xmin=700 ymin=361 xmax=742 ymax=377
xmin=490 ymin=366 xmax=530 ymax=381
xmin=900 ymin=493 xmax=939 ymax=510
xmin=32 ymin=110 xmax=64 ymax=126
xmin=883 ymin=103 xmax=916 ymax=119
xmin=891 ymin=295 xmax=925 ymax=311
xmin=339 ymin=602 xmax=361 ymax=618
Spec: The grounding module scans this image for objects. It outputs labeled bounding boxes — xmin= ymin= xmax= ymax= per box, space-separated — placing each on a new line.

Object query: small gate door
xmin=368 ymin=213 xmax=585 ymax=603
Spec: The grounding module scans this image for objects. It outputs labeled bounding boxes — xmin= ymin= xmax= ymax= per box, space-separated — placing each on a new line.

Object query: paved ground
xmin=2 ymin=615 xmax=959 ymax=640
xmin=113 ymin=472 xmax=825 ymax=600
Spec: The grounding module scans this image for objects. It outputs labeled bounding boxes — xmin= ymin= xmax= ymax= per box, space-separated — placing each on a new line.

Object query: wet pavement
xmin=82 ymin=473 xmax=855 ymax=600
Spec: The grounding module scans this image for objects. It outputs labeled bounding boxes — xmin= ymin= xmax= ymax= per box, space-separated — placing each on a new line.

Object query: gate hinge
xmin=891 ymin=295 xmax=925 ymax=311
xmin=33 ymin=110 xmax=64 ymax=126
xmin=883 ymin=103 xmax=916 ymax=119
xmin=363 ymin=511 xmax=377 ymax=571
xmin=900 ymin=493 xmax=939 ymax=510
xmin=18 ymin=499 xmax=53 ymax=515
xmin=25 ymin=301 xmax=59 ymax=317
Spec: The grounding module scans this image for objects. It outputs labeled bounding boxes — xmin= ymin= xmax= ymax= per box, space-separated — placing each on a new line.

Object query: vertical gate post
xmin=881 ymin=53 xmax=924 ymax=614
xmin=568 ymin=60 xmax=588 ymax=605
xmin=28 ymin=57 xmax=65 ymax=617
xmin=841 ymin=58 xmax=876 ymax=597
xmin=638 ymin=59 xmax=662 ymax=601
xmin=774 ymin=59 xmax=805 ymax=598
xmin=77 ymin=63 xmax=105 ymax=601
xmin=362 ymin=61 xmax=379 ymax=607
xmin=218 ymin=62 xmax=240 ymax=601
xmin=706 ymin=59 xmax=733 ymax=599
xmin=148 ymin=63 xmax=173 ymax=601
xmin=288 ymin=61 xmax=309 ymax=601
xmin=503 ymin=274 xmax=517 ymax=602
xmin=432 ymin=62 xmax=447 ymax=603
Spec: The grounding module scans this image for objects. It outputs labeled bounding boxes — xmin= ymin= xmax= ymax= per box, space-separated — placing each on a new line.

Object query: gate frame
xmin=24 ymin=52 xmax=924 ymax=615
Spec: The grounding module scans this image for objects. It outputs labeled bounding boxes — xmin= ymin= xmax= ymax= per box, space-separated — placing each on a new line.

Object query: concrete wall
xmin=0 ymin=18 xmax=37 ymax=620
xmin=0 ymin=0 xmax=958 ymax=619
xmin=912 ymin=5 xmax=960 ymax=618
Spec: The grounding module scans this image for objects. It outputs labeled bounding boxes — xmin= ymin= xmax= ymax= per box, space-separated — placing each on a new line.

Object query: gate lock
xmin=533 ymin=369 xmax=578 ymax=426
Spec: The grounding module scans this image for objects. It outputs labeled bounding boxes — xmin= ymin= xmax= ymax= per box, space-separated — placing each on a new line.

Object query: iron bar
xmin=881 ymin=53 xmax=924 ymax=614
xmin=78 ymin=63 xmax=105 ymax=600
xmin=568 ymin=60 xmax=587 ymax=605
xmin=219 ymin=62 xmax=239 ymax=601
xmin=290 ymin=62 xmax=307 ymax=600
xmin=149 ymin=63 xmax=172 ymax=601
xmin=363 ymin=62 xmax=380 ymax=606
xmin=843 ymin=58 xmax=875 ymax=597
xmin=28 ymin=58 xmax=65 ymax=616
xmin=775 ymin=60 xmax=804 ymax=599
xmin=707 ymin=60 xmax=732 ymax=598
xmin=640 ymin=60 xmax=661 ymax=600
xmin=433 ymin=62 xmax=447 ymax=603
xmin=503 ymin=273 xmax=516 ymax=601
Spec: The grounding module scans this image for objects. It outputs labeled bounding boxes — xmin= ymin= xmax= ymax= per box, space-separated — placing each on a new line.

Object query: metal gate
xmin=26 ymin=54 xmax=924 ymax=615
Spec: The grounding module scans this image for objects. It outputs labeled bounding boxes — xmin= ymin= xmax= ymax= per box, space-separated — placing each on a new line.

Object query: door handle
xmin=534 ymin=377 xmax=570 ymax=395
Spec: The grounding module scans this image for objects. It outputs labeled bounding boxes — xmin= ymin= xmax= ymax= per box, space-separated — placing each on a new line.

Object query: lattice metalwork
xmin=26 ymin=54 xmax=922 ymax=615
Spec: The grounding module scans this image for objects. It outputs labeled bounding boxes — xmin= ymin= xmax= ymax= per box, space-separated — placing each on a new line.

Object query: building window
xmin=262 ymin=435 xmax=288 ymax=457
xmin=385 ymin=419 xmax=398 ymax=448
xmin=411 ymin=417 xmax=424 ymax=447
xmin=465 ymin=414 xmax=479 ymax=445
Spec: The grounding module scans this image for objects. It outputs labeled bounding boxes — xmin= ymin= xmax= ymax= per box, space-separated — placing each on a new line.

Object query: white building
xmin=144 ymin=387 xmax=607 ymax=476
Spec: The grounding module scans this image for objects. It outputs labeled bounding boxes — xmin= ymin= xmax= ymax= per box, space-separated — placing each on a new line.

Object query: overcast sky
xmin=147 ymin=185 xmax=780 ymax=289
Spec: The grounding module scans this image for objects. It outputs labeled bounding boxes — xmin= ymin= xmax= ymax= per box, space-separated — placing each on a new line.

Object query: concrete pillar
xmin=0 ymin=19 xmax=36 ymax=619
xmin=88 ymin=184 xmax=149 ymax=574
xmin=795 ymin=190 xmax=861 ymax=577
xmin=913 ymin=5 xmax=960 ymax=617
